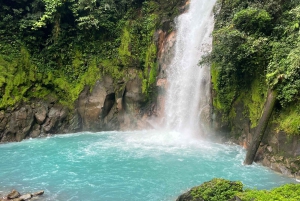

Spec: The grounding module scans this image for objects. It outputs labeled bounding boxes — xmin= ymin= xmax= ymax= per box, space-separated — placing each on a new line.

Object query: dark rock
xmin=7 ymin=189 xmax=20 ymax=199
xmin=42 ymin=104 xmax=68 ymax=133
xmin=176 ymin=190 xmax=203 ymax=201
xmin=29 ymin=124 xmax=41 ymax=138
xmin=34 ymin=103 xmax=48 ymax=125
xmin=0 ymin=110 xmax=8 ymax=132
xmin=68 ymin=111 xmax=82 ymax=132
xmin=3 ymin=105 xmax=34 ymax=142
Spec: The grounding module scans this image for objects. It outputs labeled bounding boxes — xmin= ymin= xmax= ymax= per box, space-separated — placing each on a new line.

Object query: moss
xmin=276 ymin=103 xmax=300 ymax=135
xmin=184 ymin=179 xmax=300 ymax=201
xmin=118 ymin=23 xmax=132 ymax=66
xmin=53 ymin=57 xmax=101 ymax=107
xmin=142 ymin=42 xmax=158 ymax=97
xmin=237 ymin=183 xmax=300 ymax=201
xmin=0 ymin=1 xmax=163 ymax=110
xmin=0 ymin=48 xmax=38 ymax=108
xmin=237 ymin=77 xmax=267 ymax=128
xmin=190 ymin=178 xmax=243 ymax=201
xmin=211 ymin=62 xmax=219 ymax=91
xmin=211 ymin=62 xmax=237 ymax=113
xmin=101 ymin=59 xmax=124 ymax=81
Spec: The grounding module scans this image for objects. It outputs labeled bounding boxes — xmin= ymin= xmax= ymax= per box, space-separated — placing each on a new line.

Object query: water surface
xmin=0 ymin=131 xmax=295 ymax=200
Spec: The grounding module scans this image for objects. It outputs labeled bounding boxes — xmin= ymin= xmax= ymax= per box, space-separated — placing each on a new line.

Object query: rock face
xmin=154 ymin=26 xmax=177 ymax=127
xmin=0 ymin=99 xmax=71 ymax=143
xmin=0 ymin=0 xmax=188 ymax=143
xmin=212 ymin=99 xmax=300 ymax=179
xmin=0 ymin=74 xmax=153 ymax=142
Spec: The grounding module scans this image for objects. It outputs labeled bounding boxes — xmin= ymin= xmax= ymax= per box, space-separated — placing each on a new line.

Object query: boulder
xmin=29 ymin=124 xmax=41 ymax=138
xmin=78 ymin=76 xmax=115 ymax=130
xmin=32 ymin=190 xmax=44 ymax=197
xmin=68 ymin=111 xmax=82 ymax=132
xmin=7 ymin=189 xmax=20 ymax=199
xmin=18 ymin=193 xmax=32 ymax=200
xmin=176 ymin=179 xmax=243 ymax=201
xmin=34 ymin=103 xmax=48 ymax=125
xmin=124 ymin=77 xmax=145 ymax=104
xmin=42 ymin=105 xmax=68 ymax=133
xmin=3 ymin=105 xmax=35 ymax=142
xmin=0 ymin=110 xmax=8 ymax=132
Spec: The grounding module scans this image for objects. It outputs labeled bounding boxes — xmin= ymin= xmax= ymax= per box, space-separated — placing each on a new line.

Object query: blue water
xmin=0 ymin=131 xmax=296 ymax=200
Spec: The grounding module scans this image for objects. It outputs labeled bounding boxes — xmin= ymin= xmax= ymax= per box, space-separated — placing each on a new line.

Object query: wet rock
xmin=78 ymin=83 xmax=106 ymax=130
xmin=78 ymin=76 xmax=116 ymax=130
xmin=267 ymin=146 xmax=272 ymax=152
xmin=29 ymin=124 xmax=41 ymax=138
xmin=68 ymin=111 xmax=82 ymax=132
xmin=42 ymin=105 xmax=68 ymax=133
xmin=125 ymin=77 xmax=145 ymax=104
xmin=34 ymin=103 xmax=48 ymax=125
xmin=0 ymin=110 xmax=8 ymax=132
xmin=18 ymin=194 xmax=32 ymax=200
xmin=2 ymin=105 xmax=34 ymax=142
xmin=7 ymin=189 xmax=20 ymax=199
xmin=32 ymin=191 xmax=44 ymax=197
xmin=116 ymin=98 xmax=123 ymax=112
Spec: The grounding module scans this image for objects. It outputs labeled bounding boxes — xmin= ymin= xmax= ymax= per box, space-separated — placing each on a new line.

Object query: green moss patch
xmin=276 ymin=103 xmax=300 ymax=135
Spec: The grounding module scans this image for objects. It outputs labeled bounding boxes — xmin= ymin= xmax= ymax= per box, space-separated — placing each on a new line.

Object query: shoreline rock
xmin=1 ymin=189 xmax=44 ymax=201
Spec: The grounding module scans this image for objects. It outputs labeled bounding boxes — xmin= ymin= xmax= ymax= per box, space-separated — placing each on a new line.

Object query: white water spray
xmin=164 ymin=0 xmax=217 ymax=134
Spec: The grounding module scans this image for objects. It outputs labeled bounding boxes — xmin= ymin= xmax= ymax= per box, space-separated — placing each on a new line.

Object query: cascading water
xmin=165 ymin=0 xmax=217 ymax=133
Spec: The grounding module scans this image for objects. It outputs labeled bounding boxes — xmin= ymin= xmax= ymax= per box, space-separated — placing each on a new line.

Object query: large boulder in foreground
xmin=7 ymin=189 xmax=20 ymax=199
xmin=176 ymin=179 xmax=243 ymax=201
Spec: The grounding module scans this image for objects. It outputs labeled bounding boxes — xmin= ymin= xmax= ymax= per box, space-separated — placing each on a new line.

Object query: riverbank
xmin=176 ymin=178 xmax=300 ymax=201
xmin=0 ymin=189 xmax=44 ymax=201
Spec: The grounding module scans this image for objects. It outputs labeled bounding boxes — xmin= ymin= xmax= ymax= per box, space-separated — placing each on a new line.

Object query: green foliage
xmin=237 ymin=183 xmax=300 ymax=201
xmin=276 ymin=103 xmax=300 ymax=135
xmin=190 ymin=178 xmax=243 ymax=201
xmin=0 ymin=0 xmax=165 ymax=109
xmin=33 ymin=0 xmax=63 ymax=29
xmin=188 ymin=179 xmax=300 ymax=201
xmin=118 ymin=25 xmax=132 ymax=66
xmin=233 ymin=8 xmax=272 ymax=34
xmin=238 ymin=77 xmax=267 ymax=128
xmin=100 ymin=59 xmax=124 ymax=81
xmin=0 ymin=47 xmax=38 ymax=108
xmin=267 ymin=41 xmax=300 ymax=106
xmin=210 ymin=0 xmax=300 ymax=133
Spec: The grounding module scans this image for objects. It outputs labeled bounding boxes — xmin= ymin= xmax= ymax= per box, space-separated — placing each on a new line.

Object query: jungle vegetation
xmin=0 ymin=0 xmax=180 ymax=108
xmin=206 ymin=0 xmax=300 ymax=135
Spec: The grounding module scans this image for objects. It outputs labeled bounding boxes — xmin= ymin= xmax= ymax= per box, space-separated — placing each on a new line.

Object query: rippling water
xmin=0 ymin=131 xmax=296 ymax=200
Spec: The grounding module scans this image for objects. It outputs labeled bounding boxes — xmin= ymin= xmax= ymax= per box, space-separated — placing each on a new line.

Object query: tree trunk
xmin=244 ymin=89 xmax=277 ymax=165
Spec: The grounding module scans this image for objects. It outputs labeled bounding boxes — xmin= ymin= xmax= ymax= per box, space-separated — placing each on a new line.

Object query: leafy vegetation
xmin=188 ymin=178 xmax=300 ymax=201
xmin=190 ymin=178 xmax=243 ymax=201
xmin=206 ymin=0 xmax=300 ymax=135
xmin=237 ymin=183 xmax=300 ymax=201
xmin=0 ymin=0 xmax=181 ymax=108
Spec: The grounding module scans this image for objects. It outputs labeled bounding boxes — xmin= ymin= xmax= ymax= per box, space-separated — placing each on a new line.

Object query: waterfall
xmin=164 ymin=0 xmax=217 ymax=134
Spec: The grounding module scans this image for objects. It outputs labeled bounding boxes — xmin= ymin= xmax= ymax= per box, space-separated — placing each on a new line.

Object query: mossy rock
xmin=176 ymin=178 xmax=243 ymax=201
